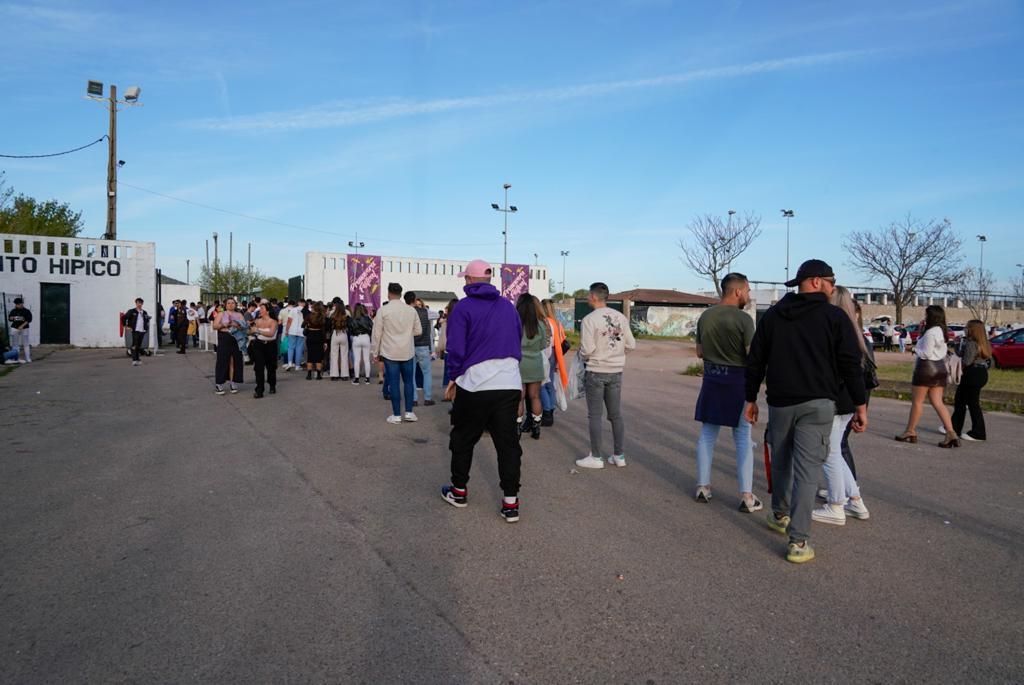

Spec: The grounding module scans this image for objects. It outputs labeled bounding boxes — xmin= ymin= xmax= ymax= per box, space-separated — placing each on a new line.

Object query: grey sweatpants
xmin=767 ymin=399 xmax=834 ymax=543
xmin=585 ymin=371 xmax=624 ymax=458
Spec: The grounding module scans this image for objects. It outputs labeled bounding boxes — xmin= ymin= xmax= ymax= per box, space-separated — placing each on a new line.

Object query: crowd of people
xmin=109 ymin=256 xmax=1000 ymax=562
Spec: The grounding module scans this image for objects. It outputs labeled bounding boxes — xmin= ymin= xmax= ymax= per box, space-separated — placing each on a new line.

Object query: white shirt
xmin=186 ymin=307 xmax=198 ymax=322
xmin=133 ymin=308 xmax=146 ymax=332
xmin=196 ymin=306 xmax=206 ymax=319
xmin=915 ymin=326 xmax=947 ymax=361
xmin=456 ymin=358 xmax=522 ymax=392
xmin=286 ymin=307 xmax=305 ymax=336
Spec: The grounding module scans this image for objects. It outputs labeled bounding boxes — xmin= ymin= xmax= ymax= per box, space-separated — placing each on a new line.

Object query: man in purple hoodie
xmin=440 ymin=259 xmax=525 ymax=523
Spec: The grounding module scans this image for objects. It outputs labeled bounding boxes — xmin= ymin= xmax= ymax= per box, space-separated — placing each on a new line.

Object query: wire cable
xmin=116 ymin=180 xmax=497 ymax=248
xmin=0 ymin=136 xmax=108 ymax=159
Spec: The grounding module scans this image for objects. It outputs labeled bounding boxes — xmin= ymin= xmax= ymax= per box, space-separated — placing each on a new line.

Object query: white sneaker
xmin=132 ymin=360 xmax=140 ymax=366
xmin=937 ymin=425 xmax=946 ymax=435
xmin=575 ymin=455 xmax=605 ymax=469
xmin=3 ymin=360 xmax=18 ymax=365
xmin=386 ymin=415 xmax=403 ymax=425
xmin=607 ymin=454 xmax=627 ymax=467
xmin=844 ymin=498 xmax=871 ymax=520
xmin=816 ymin=488 xmax=828 ymax=500
xmin=18 ymin=359 xmax=27 ymax=364
xmin=961 ymin=433 xmax=977 ymax=442
xmin=283 ymin=363 xmax=292 ymax=371
xmin=403 ymin=412 xmax=418 ymax=422
xmin=812 ymin=503 xmax=846 ymax=526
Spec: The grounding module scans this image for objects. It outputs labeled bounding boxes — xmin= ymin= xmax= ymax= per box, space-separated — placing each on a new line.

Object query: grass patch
xmin=876 ymin=362 xmax=1024 ymax=393
xmin=679 ymin=362 xmax=704 ymax=377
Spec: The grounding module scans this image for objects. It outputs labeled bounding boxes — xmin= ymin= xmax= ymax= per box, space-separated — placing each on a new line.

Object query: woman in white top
xmin=896 ymin=305 xmax=959 ymax=447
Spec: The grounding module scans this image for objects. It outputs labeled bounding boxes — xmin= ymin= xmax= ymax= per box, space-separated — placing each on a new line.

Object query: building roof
xmin=409 ymin=290 xmax=459 ymax=302
xmin=159 ymin=274 xmax=188 ymax=285
xmin=608 ymin=288 xmax=717 ymax=306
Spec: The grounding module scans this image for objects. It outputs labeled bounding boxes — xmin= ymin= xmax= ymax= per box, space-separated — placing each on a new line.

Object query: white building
xmin=1 ymin=232 xmax=157 ymax=348
xmin=304 ymin=252 xmax=552 ymax=310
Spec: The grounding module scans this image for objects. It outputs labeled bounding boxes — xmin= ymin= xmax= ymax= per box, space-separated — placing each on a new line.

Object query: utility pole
xmin=229 ymin=232 xmax=233 ymax=269
xmin=247 ymin=242 xmax=251 ymax=274
xmin=186 ymin=259 xmax=190 ymax=284
xmin=212 ymin=232 xmax=219 ymax=273
xmin=491 ymin=183 xmax=517 ymax=265
xmin=780 ymin=209 xmax=795 ymax=283
xmin=560 ymin=250 xmax=570 ymax=299
xmin=205 ymin=239 xmax=210 ymax=269
xmin=106 ymin=84 xmax=117 ymax=241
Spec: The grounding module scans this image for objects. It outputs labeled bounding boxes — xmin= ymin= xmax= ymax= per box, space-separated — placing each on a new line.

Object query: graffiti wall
xmin=629 ymin=305 xmax=705 ymax=337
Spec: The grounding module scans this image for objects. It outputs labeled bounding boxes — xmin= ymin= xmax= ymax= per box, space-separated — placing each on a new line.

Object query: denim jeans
xmin=824 ymin=413 xmax=860 ymax=504
xmin=539 ymin=362 xmax=556 ymax=411
xmin=11 ymin=329 xmax=31 ymax=361
xmin=414 ymin=346 xmax=433 ymax=401
xmin=384 ymin=358 xmax=415 ymax=416
xmin=584 ymin=371 xmax=624 ymax=457
xmin=696 ymin=419 xmax=753 ymax=493
xmin=287 ymin=334 xmax=305 ymax=367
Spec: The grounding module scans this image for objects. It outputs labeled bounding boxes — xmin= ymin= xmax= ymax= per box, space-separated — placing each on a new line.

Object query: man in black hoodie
xmin=744 ymin=259 xmax=867 ymax=564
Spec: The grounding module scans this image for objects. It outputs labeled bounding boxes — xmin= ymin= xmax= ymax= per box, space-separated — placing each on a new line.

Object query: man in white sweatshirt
xmin=575 ymin=282 xmax=637 ymax=469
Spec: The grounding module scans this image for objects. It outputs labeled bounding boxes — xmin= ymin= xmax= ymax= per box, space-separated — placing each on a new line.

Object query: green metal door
xmin=40 ymin=283 xmax=70 ymax=344
xmin=573 ymin=299 xmax=623 ymax=331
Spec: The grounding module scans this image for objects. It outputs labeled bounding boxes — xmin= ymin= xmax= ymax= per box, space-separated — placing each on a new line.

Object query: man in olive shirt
xmin=692 ymin=273 xmax=760 ymax=512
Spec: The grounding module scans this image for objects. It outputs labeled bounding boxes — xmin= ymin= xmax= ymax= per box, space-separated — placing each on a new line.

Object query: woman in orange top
xmin=539 ymin=299 xmax=569 ymax=426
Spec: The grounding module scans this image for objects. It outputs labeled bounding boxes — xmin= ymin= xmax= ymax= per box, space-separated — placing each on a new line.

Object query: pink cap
xmin=458 ymin=259 xmax=493 ymax=278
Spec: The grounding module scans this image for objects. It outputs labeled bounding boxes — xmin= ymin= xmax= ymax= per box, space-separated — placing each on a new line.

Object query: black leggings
xmin=251 ymin=339 xmax=277 ymax=392
xmin=951 ymin=366 xmax=988 ymax=439
xmin=215 ymin=332 xmax=244 ymax=385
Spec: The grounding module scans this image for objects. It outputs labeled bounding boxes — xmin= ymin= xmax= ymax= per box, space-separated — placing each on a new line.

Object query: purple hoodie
xmin=446 ymin=282 xmax=523 ymax=380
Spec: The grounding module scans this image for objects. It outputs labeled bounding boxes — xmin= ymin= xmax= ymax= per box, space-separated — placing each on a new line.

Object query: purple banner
xmin=500 ymin=263 xmax=530 ymax=303
xmin=347 ymin=254 xmax=382 ymax=313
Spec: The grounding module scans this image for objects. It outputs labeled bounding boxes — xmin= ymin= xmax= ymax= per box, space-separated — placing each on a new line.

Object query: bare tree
xmin=843 ymin=215 xmax=965 ymax=324
xmin=952 ymin=268 xmax=995 ymax=324
xmin=1011 ymin=273 xmax=1024 ymax=309
xmin=679 ymin=212 xmax=762 ymax=296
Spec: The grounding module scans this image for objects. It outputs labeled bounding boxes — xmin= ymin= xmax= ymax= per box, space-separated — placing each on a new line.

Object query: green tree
xmin=0 ymin=194 xmax=84 ymax=237
xmin=198 ymin=263 xmax=266 ymax=298
xmin=260 ymin=276 xmax=288 ymax=300
xmin=0 ymin=172 xmax=13 ymax=211
xmin=572 ymin=288 xmax=589 ymax=300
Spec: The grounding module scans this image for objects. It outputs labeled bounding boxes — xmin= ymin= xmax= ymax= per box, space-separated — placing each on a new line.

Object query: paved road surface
xmin=1 ymin=344 xmax=1022 ymax=683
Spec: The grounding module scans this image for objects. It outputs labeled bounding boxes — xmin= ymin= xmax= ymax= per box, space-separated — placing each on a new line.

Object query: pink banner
xmin=347 ymin=254 xmax=382 ymax=313
xmin=500 ymin=263 xmax=530 ymax=303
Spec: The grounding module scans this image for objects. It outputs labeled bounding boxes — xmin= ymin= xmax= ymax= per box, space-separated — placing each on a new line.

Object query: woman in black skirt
xmin=212 ymin=297 xmax=246 ymax=395
xmin=303 ymin=302 xmax=327 ymax=380
xmin=250 ymin=302 xmax=279 ymax=398
xmin=896 ymin=305 xmax=958 ymax=447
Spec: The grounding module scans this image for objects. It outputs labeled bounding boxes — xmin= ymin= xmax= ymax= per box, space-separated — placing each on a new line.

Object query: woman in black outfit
xmin=303 ymin=302 xmax=327 ymax=380
xmin=212 ymin=297 xmax=246 ymax=395
xmin=951 ymin=319 xmax=990 ymax=441
xmin=250 ymin=302 xmax=279 ymax=398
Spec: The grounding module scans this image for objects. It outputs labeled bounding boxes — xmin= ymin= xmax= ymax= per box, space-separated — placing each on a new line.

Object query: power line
xmin=0 ymin=136 xmax=108 ymax=159
xmin=117 ymin=181 xmax=497 ymax=248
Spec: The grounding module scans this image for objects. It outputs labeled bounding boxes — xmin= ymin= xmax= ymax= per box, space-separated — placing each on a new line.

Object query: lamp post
xmin=186 ymin=259 xmax=190 ymax=284
xmin=560 ymin=250 xmax=570 ymax=299
xmin=976 ymin=234 xmax=987 ymax=272
xmin=348 ymin=232 xmax=365 ymax=255
xmin=85 ymin=80 xmax=142 ymax=241
xmin=780 ymin=209 xmax=795 ymax=283
xmin=491 ymin=183 xmax=517 ymax=265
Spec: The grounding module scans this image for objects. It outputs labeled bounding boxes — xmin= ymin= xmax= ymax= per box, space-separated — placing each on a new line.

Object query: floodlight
xmin=123 ymin=86 xmax=141 ymax=102
xmin=491 ymin=203 xmax=500 ymax=210
xmin=509 ymin=206 xmax=518 ymax=212
xmin=87 ymin=80 xmax=104 ymax=97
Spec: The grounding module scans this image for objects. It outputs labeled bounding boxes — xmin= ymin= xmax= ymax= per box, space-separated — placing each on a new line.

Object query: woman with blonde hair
xmin=896 ymin=305 xmax=958 ymax=447
xmin=950 ymin=319 xmax=991 ymax=441
xmin=812 ymin=285 xmax=871 ymax=525
xmin=538 ymin=299 xmax=569 ymax=426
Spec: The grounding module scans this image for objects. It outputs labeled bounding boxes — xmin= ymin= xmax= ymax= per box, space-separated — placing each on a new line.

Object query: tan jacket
xmin=580 ymin=306 xmax=636 ymax=373
xmin=371 ymin=299 xmax=422 ymax=361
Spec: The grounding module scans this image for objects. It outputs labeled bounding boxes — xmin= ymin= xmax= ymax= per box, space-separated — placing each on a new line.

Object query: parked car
xmin=864 ymin=327 xmax=886 ymax=348
xmin=990 ymin=328 xmax=1024 ymax=369
xmin=905 ymin=322 xmax=956 ymax=344
xmin=948 ymin=324 xmax=966 ymax=340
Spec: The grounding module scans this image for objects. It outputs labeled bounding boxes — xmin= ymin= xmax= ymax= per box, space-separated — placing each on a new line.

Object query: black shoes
xmin=253 ymin=390 xmax=264 ymax=399
xmin=268 ymin=386 xmax=276 ymax=394
xmin=306 ymin=370 xmax=313 ymax=380
xmin=540 ymin=410 xmax=554 ymax=427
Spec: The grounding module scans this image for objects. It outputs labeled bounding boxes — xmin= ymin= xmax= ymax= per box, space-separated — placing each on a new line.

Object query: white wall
xmin=1 ymin=233 xmax=156 ymax=347
xmin=161 ymin=283 xmax=202 ymax=307
xmin=305 ymin=252 xmax=552 ymax=303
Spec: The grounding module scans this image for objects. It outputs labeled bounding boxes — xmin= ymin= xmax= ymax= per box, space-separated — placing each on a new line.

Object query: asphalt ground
xmin=1 ymin=342 xmax=1022 ymax=683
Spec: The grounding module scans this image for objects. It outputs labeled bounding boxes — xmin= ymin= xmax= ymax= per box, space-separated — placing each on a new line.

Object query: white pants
xmin=329 ymin=332 xmax=350 ymax=378
xmin=351 ymin=334 xmax=371 ymax=379
xmin=824 ymin=413 xmax=861 ymax=504
xmin=12 ymin=329 xmax=31 ymax=361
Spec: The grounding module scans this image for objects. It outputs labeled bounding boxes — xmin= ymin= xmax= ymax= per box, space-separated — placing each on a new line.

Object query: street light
xmin=348 ymin=232 xmax=366 ymax=255
xmin=85 ymin=80 xmax=142 ymax=240
xmin=492 ymin=183 xmax=518 ymax=264
xmin=780 ymin=209 xmax=795 ymax=283
xmin=560 ymin=250 xmax=570 ymax=299
xmin=977 ymin=234 xmax=987 ymax=273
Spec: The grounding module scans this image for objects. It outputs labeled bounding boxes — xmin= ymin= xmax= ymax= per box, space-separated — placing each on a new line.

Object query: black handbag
xmin=561 ymin=338 xmax=571 ymax=355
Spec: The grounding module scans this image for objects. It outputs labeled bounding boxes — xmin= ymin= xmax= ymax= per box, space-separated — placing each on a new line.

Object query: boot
xmin=531 ymin=414 xmax=543 ymax=440
xmin=540 ymin=410 xmax=554 ymax=427
xmin=316 ymin=371 xmax=323 ymax=380
xmin=306 ymin=370 xmax=313 ymax=380
xmin=518 ymin=414 xmax=531 ymax=435
xmin=268 ymin=385 xmax=276 ymax=395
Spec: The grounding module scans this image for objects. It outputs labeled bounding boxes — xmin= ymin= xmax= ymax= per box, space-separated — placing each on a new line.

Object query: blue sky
xmin=1 ymin=0 xmax=1022 ymax=294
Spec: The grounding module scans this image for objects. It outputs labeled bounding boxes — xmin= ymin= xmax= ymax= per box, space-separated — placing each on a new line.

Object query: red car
xmin=990 ymin=328 xmax=1024 ymax=369
xmin=905 ymin=322 xmax=956 ymax=344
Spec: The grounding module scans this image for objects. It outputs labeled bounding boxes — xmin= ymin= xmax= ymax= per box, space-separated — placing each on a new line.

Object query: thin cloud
xmin=189 ymin=49 xmax=877 ymax=133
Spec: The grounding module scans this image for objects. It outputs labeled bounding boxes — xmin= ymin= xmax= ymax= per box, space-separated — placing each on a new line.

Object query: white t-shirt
xmin=915 ymin=326 xmax=947 ymax=361
xmin=133 ymin=309 xmax=146 ymax=332
xmin=456 ymin=358 xmax=522 ymax=392
xmin=286 ymin=307 xmax=305 ymax=336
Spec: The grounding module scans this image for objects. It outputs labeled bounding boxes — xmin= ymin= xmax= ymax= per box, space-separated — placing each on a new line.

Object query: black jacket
xmin=347 ymin=315 xmax=372 ymax=336
xmin=745 ymin=292 xmax=866 ymax=408
xmin=123 ymin=308 xmax=151 ymax=332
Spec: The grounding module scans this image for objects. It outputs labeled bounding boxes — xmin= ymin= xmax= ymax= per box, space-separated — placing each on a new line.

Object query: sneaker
xmin=812 ymin=503 xmax=846 ymax=526
xmin=18 ymin=359 xmax=27 ymax=364
xmin=607 ymin=454 xmax=627 ymax=468
xmin=739 ymin=496 xmax=763 ymax=513
xmin=352 ymin=378 xmax=360 ymax=385
xmin=214 ymin=385 xmax=226 ymax=396
xmin=404 ymin=412 xmax=418 ymax=422
xmin=695 ymin=486 xmax=712 ymax=503
xmin=500 ymin=499 xmax=520 ymax=523
xmin=575 ymin=455 xmax=605 ymax=469
xmin=765 ymin=512 xmax=791 ymax=534
xmin=961 ymin=433 xmax=978 ymax=442
xmin=229 ymin=384 xmax=239 ymax=394
xmin=937 ymin=425 xmax=946 ymax=435
xmin=386 ymin=415 xmax=403 ymax=425
xmin=132 ymin=360 xmax=140 ymax=366
xmin=441 ymin=485 xmax=468 ymax=508
xmin=844 ymin=498 xmax=871 ymax=520
xmin=816 ymin=488 xmax=828 ymax=501
xmin=424 ymin=400 xmax=436 ymax=406
xmin=786 ymin=541 xmax=815 ymax=564
xmin=365 ymin=378 xmax=372 ymax=385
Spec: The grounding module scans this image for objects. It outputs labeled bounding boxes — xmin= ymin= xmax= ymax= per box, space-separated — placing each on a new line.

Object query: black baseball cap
xmin=785 ymin=259 xmax=835 ymax=288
